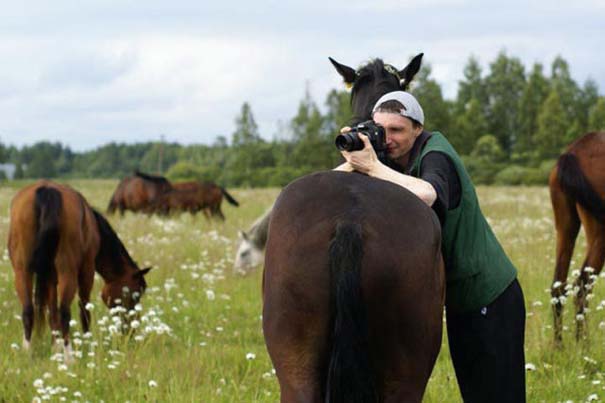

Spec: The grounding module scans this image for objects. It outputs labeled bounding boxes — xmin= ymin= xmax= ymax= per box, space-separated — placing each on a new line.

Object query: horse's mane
xmin=92 ymin=208 xmax=138 ymax=276
xmin=248 ymin=207 xmax=273 ymax=249
xmin=134 ymin=170 xmax=170 ymax=185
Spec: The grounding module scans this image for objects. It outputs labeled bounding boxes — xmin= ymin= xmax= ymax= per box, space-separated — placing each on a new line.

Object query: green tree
xmin=232 ymin=102 xmax=261 ymax=147
xmin=324 ymin=89 xmax=353 ymax=134
xmin=411 ymin=64 xmax=452 ymax=134
xmin=485 ymin=51 xmax=526 ymax=156
xmin=576 ymin=79 xmax=600 ymax=132
xmin=14 ymin=162 xmax=24 ymax=179
xmin=588 ymin=97 xmax=605 ymax=131
xmin=535 ymin=89 xmax=569 ymax=159
xmin=288 ymin=89 xmax=332 ymax=172
xmin=456 ymin=56 xmax=488 ymax=114
xmin=453 ymin=97 xmax=488 ymax=155
xmin=0 ymin=138 xmax=6 ymax=163
xmin=227 ymin=102 xmax=275 ymax=186
xmin=550 ymin=56 xmax=580 ymax=121
xmin=516 ymin=63 xmax=550 ymax=157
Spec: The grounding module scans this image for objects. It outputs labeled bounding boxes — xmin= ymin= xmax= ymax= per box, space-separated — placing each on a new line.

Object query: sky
xmin=1 ymin=1 xmax=604 ymax=151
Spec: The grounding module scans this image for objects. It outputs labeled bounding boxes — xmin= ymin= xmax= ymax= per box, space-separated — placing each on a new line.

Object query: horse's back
xmin=269 ymin=171 xmax=441 ymax=256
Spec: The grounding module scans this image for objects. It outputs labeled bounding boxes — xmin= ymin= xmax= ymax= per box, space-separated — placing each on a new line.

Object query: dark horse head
xmin=329 ymin=53 xmax=424 ymax=125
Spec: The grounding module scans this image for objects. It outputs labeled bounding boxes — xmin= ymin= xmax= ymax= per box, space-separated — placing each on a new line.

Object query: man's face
xmin=373 ymin=111 xmax=423 ymax=166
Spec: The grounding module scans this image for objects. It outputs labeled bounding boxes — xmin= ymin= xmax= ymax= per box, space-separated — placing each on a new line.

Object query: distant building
xmin=0 ymin=163 xmax=16 ymax=180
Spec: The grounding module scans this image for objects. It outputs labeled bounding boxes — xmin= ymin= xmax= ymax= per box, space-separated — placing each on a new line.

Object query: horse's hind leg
xmin=574 ymin=206 xmax=605 ymax=341
xmin=550 ymin=180 xmax=580 ymax=344
xmin=263 ymin=265 xmax=327 ymax=402
xmin=214 ymin=205 xmax=225 ymax=221
xmin=56 ymin=276 xmax=77 ymax=362
xmin=78 ymin=259 xmax=95 ymax=334
xmin=13 ymin=267 xmax=34 ymax=349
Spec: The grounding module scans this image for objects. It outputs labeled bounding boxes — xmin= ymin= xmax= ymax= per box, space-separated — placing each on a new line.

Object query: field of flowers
xmin=1 ymin=180 xmax=604 ymax=402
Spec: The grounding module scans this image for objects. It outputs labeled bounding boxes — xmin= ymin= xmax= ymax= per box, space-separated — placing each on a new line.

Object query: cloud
xmin=0 ymin=1 xmax=604 ymax=150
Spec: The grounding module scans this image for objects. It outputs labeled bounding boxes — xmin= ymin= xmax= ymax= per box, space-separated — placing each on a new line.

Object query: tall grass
xmin=0 ymin=181 xmax=603 ymax=402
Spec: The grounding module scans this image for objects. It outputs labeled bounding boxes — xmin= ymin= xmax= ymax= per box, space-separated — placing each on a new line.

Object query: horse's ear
xmin=398 ymin=53 xmax=424 ymax=90
xmin=329 ymin=57 xmax=357 ymax=86
xmin=239 ymin=230 xmax=248 ymax=241
xmin=138 ymin=267 xmax=152 ymax=276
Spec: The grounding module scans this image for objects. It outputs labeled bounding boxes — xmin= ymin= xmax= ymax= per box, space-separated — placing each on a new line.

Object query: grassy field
xmin=0 ymin=180 xmax=604 ymax=402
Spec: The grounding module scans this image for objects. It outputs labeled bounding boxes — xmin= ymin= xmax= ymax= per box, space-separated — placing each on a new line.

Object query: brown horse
xmin=264 ymin=172 xmax=445 ymax=402
xmin=171 ymin=181 xmax=239 ymax=220
xmin=263 ymin=53 xmax=445 ymax=402
xmin=550 ymin=131 xmax=605 ymax=343
xmin=107 ymin=171 xmax=172 ymax=215
xmin=9 ymin=180 xmax=150 ymax=358
xmin=150 ymin=188 xmax=205 ymax=216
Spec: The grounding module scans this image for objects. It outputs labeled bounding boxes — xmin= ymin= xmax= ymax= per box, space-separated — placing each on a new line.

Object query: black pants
xmin=446 ymin=279 xmax=526 ymax=403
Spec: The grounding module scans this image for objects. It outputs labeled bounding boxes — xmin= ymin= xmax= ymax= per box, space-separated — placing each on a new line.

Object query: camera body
xmin=335 ymin=120 xmax=388 ymax=163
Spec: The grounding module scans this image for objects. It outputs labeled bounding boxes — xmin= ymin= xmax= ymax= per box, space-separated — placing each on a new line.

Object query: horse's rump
xmin=264 ymin=171 xmax=444 ymax=401
xmin=556 ymin=132 xmax=605 ymax=222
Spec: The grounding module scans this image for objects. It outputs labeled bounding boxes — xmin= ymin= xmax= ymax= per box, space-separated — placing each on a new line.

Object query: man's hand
xmin=340 ymin=133 xmax=380 ymax=175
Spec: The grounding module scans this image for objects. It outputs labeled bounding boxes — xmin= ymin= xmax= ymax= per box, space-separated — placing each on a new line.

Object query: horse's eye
xmin=242 ymin=250 xmax=250 ymax=257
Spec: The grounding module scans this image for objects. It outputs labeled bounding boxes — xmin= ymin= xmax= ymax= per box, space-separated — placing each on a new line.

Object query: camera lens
xmin=335 ymin=132 xmax=363 ymax=151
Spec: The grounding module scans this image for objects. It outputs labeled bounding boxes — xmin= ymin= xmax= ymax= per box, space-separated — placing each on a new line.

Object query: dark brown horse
xmin=150 ymin=188 xmax=205 ymax=216
xmin=171 ymin=181 xmax=239 ymax=220
xmin=107 ymin=171 xmax=172 ymax=215
xmin=550 ymin=131 xmax=605 ymax=343
xmin=263 ymin=54 xmax=446 ymax=402
xmin=264 ymin=172 xmax=445 ymax=402
xmin=9 ymin=180 xmax=150 ymax=359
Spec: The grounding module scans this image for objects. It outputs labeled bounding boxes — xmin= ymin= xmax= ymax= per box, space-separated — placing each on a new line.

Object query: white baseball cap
xmin=372 ymin=91 xmax=424 ymax=125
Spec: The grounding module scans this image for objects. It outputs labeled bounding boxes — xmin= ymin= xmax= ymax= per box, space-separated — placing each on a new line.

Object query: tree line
xmin=1 ymin=51 xmax=604 ymax=186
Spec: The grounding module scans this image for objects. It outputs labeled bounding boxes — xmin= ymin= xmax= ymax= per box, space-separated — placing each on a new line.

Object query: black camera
xmin=335 ymin=120 xmax=388 ymax=162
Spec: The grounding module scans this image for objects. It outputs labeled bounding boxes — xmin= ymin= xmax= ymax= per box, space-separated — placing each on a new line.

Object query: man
xmin=336 ymin=91 xmax=526 ymax=402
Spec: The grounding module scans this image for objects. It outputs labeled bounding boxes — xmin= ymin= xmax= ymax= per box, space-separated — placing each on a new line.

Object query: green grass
xmin=0 ymin=180 xmax=604 ymax=402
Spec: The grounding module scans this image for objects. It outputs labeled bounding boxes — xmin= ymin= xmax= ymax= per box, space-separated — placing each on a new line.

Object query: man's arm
xmin=368 ymin=163 xmax=437 ymax=206
xmin=339 ymin=133 xmax=437 ymax=206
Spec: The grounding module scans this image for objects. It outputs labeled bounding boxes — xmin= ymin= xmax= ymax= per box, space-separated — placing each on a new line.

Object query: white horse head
xmin=233 ymin=230 xmax=264 ymax=275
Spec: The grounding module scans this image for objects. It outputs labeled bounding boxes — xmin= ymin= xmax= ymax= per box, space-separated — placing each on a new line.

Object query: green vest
xmin=409 ymin=132 xmax=517 ymax=313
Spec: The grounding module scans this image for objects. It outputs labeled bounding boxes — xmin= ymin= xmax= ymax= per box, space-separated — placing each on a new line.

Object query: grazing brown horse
xmin=9 ymin=180 xmax=150 ymax=358
xmin=263 ymin=54 xmax=445 ymax=402
xmin=107 ymin=171 xmax=172 ymax=215
xmin=150 ymin=188 xmax=205 ymax=216
xmin=550 ymin=131 xmax=605 ymax=343
xmin=264 ymin=172 xmax=445 ymax=402
xmin=171 ymin=181 xmax=239 ymax=220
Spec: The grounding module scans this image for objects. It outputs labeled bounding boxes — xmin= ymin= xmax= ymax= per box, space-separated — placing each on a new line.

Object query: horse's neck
xmin=249 ymin=208 xmax=272 ymax=250
xmin=96 ymin=256 xmax=123 ymax=282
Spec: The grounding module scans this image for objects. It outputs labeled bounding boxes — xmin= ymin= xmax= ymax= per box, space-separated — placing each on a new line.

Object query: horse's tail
xmin=220 ymin=187 xmax=239 ymax=207
xmin=29 ymin=186 xmax=62 ymax=333
xmin=326 ymin=222 xmax=377 ymax=403
xmin=557 ymin=153 xmax=605 ymax=222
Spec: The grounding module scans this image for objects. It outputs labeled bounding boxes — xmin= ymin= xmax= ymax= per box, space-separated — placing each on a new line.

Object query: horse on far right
xmin=550 ymin=131 xmax=605 ymax=344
